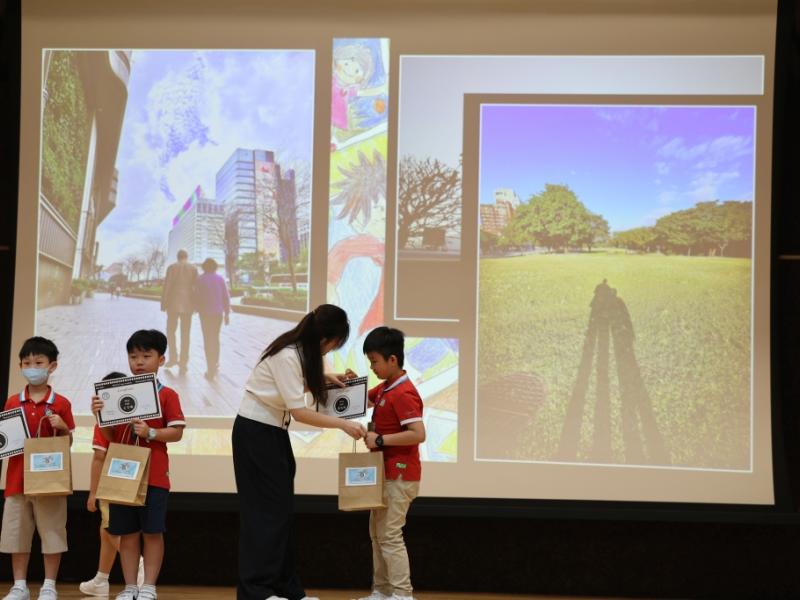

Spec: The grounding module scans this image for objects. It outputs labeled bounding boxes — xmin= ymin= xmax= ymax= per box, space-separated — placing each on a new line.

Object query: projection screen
xmin=9 ymin=0 xmax=777 ymax=503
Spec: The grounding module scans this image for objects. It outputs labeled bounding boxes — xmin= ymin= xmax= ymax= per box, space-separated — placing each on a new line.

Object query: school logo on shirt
xmin=118 ymin=395 xmax=137 ymax=414
xmin=334 ymin=396 xmax=350 ymax=414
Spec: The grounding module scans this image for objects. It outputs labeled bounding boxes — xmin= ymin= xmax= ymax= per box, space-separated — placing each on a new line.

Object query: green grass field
xmin=478 ymin=250 xmax=751 ymax=469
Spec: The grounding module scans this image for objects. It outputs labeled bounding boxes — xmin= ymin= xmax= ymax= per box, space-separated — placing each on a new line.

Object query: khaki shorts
xmin=0 ymin=494 xmax=68 ymax=554
xmin=99 ymin=499 xmax=110 ymax=530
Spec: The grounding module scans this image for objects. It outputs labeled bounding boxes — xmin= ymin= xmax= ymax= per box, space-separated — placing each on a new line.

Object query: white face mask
xmin=21 ymin=367 xmax=49 ymax=386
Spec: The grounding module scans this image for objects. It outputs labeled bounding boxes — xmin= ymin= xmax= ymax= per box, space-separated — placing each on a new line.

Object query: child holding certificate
xmin=91 ymin=330 xmax=186 ymax=600
xmin=0 ymin=337 xmax=75 ymax=600
xmin=359 ymin=327 xmax=426 ymax=600
xmin=80 ymin=371 xmax=144 ymax=597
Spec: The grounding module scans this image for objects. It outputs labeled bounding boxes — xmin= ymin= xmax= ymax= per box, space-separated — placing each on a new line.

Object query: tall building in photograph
xmin=38 ymin=50 xmax=132 ymax=308
xmin=479 ymin=188 xmax=522 ymax=236
xmin=216 ymin=148 xmax=300 ymax=263
xmin=166 ymin=185 xmax=225 ymax=267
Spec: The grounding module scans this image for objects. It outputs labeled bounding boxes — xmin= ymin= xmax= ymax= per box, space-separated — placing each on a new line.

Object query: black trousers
xmin=232 ymin=415 xmax=305 ymax=600
xmin=199 ymin=313 xmax=223 ymax=374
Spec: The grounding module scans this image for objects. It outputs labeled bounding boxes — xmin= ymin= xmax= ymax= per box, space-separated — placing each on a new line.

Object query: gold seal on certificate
xmin=94 ymin=373 xmax=162 ymax=427
xmin=0 ymin=408 xmax=30 ymax=459
xmin=317 ymin=376 xmax=368 ymax=420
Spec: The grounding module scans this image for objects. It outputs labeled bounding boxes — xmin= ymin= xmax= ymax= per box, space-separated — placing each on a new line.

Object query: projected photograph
xmin=476 ymin=104 xmax=755 ymax=470
xmin=36 ymin=49 xmax=315 ymax=416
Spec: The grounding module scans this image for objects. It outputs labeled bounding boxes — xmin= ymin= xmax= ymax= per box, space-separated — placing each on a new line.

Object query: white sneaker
xmin=78 ymin=578 xmax=109 ymax=596
xmin=137 ymin=557 xmax=145 ymax=588
xmin=136 ymin=589 xmax=156 ymax=600
xmin=35 ymin=588 xmax=56 ymax=600
xmin=2 ymin=585 xmax=29 ymax=600
xmin=265 ymin=596 xmax=288 ymax=600
xmin=301 ymin=597 xmax=320 ymax=600
xmin=389 ymin=595 xmax=415 ymax=600
xmin=355 ymin=593 xmax=388 ymax=600
xmin=114 ymin=588 xmax=137 ymax=600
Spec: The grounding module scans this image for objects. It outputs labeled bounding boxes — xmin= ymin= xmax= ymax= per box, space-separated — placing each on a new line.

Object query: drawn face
xmin=336 ymin=57 xmax=365 ymax=85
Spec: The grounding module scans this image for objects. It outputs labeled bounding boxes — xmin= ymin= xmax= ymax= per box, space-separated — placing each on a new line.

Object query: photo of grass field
xmin=476 ymin=104 xmax=755 ymax=469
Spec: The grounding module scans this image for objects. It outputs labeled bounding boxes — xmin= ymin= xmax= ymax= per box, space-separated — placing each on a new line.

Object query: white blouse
xmin=238 ymin=345 xmax=308 ymax=428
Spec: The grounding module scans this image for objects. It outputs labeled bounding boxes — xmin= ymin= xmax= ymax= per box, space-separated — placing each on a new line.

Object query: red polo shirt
xmin=3 ymin=386 xmax=75 ymax=498
xmin=368 ymin=373 xmax=424 ymax=481
xmin=92 ymin=384 xmax=185 ymax=490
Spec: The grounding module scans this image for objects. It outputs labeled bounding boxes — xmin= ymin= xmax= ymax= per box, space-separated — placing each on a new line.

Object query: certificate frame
xmin=0 ymin=407 xmax=31 ymax=459
xmin=316 ymin=376 xmax=369 ymax=420
xmin=94 ymin=373 xmax=162 ymax=427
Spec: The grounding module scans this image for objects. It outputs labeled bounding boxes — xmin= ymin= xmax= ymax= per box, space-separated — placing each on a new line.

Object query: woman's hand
xmin=87 ymin=493 xmax=97 ymax=512
xmin=325 ymin=369 xmax=358 ymax=388
xmin=340 ymin=419 xmax=367 ymax=440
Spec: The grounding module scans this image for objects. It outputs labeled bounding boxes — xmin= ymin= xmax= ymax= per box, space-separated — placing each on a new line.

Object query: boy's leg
xmin=32 ymin=496 xmax=68 ymax=581
xmin=1 ymin=495 xmax=36 ymax=581
xmin=141 ymin=534 xmax=164 ymax=585
xmin=369 ymin=507 xmax=392 ymax=597
xmin=376 ymin=478 xmax=419 ymax=597
xmin=118 ymin=534 xmax=142 ymax=585
xmin=140 ymin=486 xmax=169 ymax=585
xmin=98 ymin=526 xmax=120 ymax=573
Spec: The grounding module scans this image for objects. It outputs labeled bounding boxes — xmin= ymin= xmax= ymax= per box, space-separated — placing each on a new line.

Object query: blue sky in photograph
xmin=479 ymin=104 xmax=756 ymax=232
xmin=96 ymin=49 xmax=315 ymax=266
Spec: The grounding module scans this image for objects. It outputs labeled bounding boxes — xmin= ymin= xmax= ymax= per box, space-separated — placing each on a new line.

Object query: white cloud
xmin=658 ymin=135 xmax=752 ymax=170
xmin=657 ymin=190 xmax=678 ymax=205
xmin=655 ymin=161 xmax=670 ymax=175
xmin=688 ymin=170 xmax=740 ymax=201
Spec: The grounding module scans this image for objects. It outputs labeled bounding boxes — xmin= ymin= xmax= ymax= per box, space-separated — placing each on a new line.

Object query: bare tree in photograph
xmin=144 ymin=236 xmax=167 ymax=281
xmin=397 ymin=155 xmax=460 ymax=249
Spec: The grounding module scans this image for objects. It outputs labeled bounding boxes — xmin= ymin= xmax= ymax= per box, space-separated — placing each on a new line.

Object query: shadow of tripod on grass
xmin=556 ymin=279 xmax=668 ymax=465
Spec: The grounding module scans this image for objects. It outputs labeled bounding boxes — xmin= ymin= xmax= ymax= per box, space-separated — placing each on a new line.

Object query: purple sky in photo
xmin=479 ymin=104 xmax=756 ymax=231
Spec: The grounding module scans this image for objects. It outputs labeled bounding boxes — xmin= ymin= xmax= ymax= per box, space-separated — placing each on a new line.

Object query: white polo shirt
xmin=238 ymin=345 xmax=308 ymax=428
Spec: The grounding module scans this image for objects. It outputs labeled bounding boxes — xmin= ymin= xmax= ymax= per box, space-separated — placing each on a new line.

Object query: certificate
xmin=0 ymin=407 xmax=30 ymax=459
xmin=316 ymin=376 xmax=368 ymax=420
xmin=94 ymin=373 xmax=161 ymax=427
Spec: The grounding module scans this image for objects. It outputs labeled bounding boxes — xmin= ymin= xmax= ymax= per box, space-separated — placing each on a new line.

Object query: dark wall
xmin=1 ymin=0 xmax=800 ymax=598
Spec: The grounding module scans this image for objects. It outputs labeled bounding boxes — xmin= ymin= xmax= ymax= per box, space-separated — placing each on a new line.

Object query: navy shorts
xmin=108 ymin=486 xmax=169 ymax=535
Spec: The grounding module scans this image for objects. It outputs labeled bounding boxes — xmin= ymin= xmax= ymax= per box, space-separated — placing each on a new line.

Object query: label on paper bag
xmin=30 ymin=452 xmax=64 ymax=472
xmin=107 ymin=458 xmax=141 ymax=480
xmin=345 ymin=466 xmax=377 ymax=487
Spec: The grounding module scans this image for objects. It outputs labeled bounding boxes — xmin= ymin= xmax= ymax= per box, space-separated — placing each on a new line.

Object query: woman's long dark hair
xmin=261 ymin=304 xmax=350 ymax=406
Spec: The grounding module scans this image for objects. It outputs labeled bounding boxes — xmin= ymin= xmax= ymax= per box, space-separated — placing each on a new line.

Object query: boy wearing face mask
xmin=0 ymin=337 xmax=75 ymax=600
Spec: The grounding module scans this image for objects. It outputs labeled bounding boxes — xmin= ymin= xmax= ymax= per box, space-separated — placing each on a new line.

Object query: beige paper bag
xmin=338 ymin=449 xmax=386 ymax=512
xmin=23 ymin=434 xmax=72 ymax=497
xmin=96 ymin=441 xmax=151 ymax=507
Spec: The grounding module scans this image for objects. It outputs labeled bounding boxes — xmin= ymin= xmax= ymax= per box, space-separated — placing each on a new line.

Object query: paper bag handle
xmin=36 ymin=409 xmax=58 ymax=438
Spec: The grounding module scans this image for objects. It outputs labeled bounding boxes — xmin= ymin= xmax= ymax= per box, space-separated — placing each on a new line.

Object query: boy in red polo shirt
xmin=1 ymin=337 xmax=75 ymax=600
xmin=91 ymin=330 xmax=185 ymax=600
xmin=360 ymin=327 xmax=425 ymax=600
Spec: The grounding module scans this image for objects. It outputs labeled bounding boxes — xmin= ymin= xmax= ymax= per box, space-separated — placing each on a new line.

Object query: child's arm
xmin=365 ymin=421 xmax=426 ymax=449
xmin=87 ymin=449 xmax=105 ymax=512
xmin=131 ymin=419 xmax=184 ymax=442
xmin=91 ymin=396 xmax=115 ymax=442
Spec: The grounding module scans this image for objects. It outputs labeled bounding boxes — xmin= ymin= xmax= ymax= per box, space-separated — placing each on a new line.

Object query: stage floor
xmin=48 ymin=587 xmax=634 ymax=599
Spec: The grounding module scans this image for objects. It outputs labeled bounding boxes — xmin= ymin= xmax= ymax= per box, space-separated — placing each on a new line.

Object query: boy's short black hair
xmin=126 ymin=330 xmax=168 ymax=356
xmin=102 ymin=371 xmax=127 ymax=381
xmin=362 ymin=327 xmax=405 ymax=368
xmin=19 ymin=336 xmax=59 ymax=362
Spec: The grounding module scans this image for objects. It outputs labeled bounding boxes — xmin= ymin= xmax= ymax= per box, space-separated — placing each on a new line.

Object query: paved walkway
xmin=38 ymin=293 xmax=292 ymax=416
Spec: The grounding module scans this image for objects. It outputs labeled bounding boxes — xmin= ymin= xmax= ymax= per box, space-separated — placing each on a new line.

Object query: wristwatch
xmin=375 ymin=434 xmax=384 ymax=448
xmin=147 ymin=427 xmax=157 ymax=442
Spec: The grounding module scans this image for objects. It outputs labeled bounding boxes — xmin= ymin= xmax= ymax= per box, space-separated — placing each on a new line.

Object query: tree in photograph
xmin=585 ymin=213 xmax=610 ymax=252
xmin=654 ymin=208 xmax=700 ymax=255
xmin=715 ymin=200 xmax=752 ymax=256
xmin=124 ymin=254 xmax=147 ymax=282
xmin=144 ymin=237 xmax=167 ymax=281
xmin=397 ymin=156 xmax=460 ymax=249
xmin=237 ymin=251 xmax=268 ymax=285
xmin=611 ymin=227 xmax=659 ymax=253
xmin=224 ymin=209 xmax=240 ymax=287
xmin=257 ymin=161 xmax=310 ymax=294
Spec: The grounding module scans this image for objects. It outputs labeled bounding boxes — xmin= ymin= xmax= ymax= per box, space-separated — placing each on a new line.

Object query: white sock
xmin=13 ymin=580 xmax=26 ymax=590
xmin=124 ymin=584 xmax=138 ymax=592
xmin=42 ymin=579 xmax=56 ymax=590
xmin=140 ymin=583 xmax=156 ymax=594
xmin=94 ymin=571 xmax=109 ymax=582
